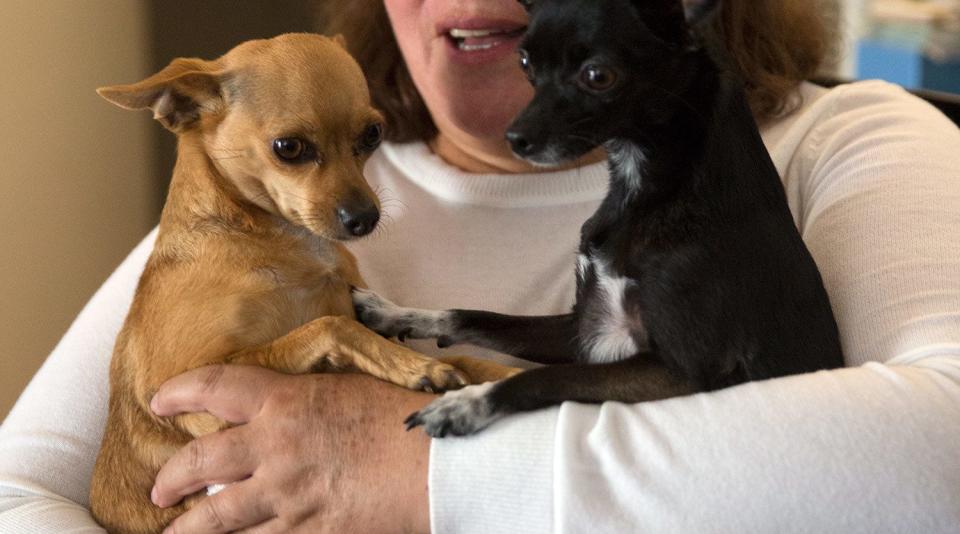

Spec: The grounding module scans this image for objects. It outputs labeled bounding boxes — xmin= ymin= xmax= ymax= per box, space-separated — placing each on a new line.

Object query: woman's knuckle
xmin=225 ymin=432 xmax=252 ymax=466
xmin=202 ymin=498 xmax=228 ymax=530
xmin=286 ymin=502 xmax=318 ymax=528
xmin=187 ymin=439 xmax=206 ymax=474
xmin=199 ymin=364 xmax=226 ymax=395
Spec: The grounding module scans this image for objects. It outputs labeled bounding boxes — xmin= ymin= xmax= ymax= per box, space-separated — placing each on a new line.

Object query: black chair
xmin=814 ymin=77 xmax=960 ymax=127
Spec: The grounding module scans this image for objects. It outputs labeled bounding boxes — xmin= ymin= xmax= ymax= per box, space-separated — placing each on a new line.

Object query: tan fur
xmin=89 ymin=34 xmax=517 ymax=533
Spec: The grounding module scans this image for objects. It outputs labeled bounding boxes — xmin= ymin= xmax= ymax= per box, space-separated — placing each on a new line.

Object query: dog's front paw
xmin=410 ymin=359 xmax=468 ymax=393
xmin=352 ymin=288 xmax=453 ymax=343
xmin=404 ymin=382 xmax=503 ymax=437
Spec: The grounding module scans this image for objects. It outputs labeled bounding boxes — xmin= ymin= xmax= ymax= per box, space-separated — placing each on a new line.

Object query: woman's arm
xmin=432 ymin=360 xmax=960 ymax=533
xmin=0 ymin=229 xmax=157 ymax=532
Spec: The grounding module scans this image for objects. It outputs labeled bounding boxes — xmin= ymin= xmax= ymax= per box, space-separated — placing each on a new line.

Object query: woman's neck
xmin=429 ymin=131 xmax=606 ymax=174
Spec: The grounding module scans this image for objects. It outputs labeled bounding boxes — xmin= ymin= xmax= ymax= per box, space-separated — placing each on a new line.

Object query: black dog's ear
xmin=630 ymin=0 xmax=688 ymax=45
xmin=630 ymin=0 xmax=720 ymax=45
xmin=684 ymin=0 xmax=720 ymax=26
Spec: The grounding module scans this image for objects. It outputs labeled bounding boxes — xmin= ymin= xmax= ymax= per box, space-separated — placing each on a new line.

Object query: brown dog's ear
xmin=97 ymin=58 xmax=223 ymax=132
xmin=331 ymin=34 xmax=348 ymax=50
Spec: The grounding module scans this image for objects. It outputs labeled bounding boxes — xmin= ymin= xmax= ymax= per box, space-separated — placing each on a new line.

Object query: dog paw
xmin=404 ymin=382 xmax=502 ymax=437
xmin=411 ymin=360 xmax=468 ymax=393
xmin=352 ymin=288 xmax=452 ymax=342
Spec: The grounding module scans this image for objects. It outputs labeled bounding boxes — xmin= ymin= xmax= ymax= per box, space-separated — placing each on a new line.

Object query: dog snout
xmin=337 ymin=204 xmax=380 ymax=237
xmin=506 ymin=130 xmax=538 ymax=158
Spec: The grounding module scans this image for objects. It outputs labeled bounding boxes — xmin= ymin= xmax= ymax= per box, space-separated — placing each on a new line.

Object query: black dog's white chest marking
xmin=571 ymin=140 xmax=649 ymax=364
xmin=606 ymin=139 xmax=647 ymax=191
xmin=577 ymin=253 xmax=647 ymax=363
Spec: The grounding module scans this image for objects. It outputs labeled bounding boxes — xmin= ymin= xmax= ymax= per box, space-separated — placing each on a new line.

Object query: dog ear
xmin=683 ymin=0 xmax=720 ymax=26
xmin=97 ymin=58 xmax=223 ymax=132
xmin=331 ymin=34 xmax=349 ymax=50
xmin=631 ymin=0 xmax=688 ymax=45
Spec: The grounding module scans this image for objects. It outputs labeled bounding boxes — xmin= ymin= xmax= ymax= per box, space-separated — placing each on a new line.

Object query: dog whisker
xmin=567 ymin=133 xmax=600 ymax=146
xmin=208 ymin=144 xmax=244 ymax=154
xmin=277 ymin=190 xmax=325 ymax=207
xmin=568 ymin=116 xmax=594 ymax=129
xmin=374 ymin=186 xmax=409 ymax=214
xmin=293 ymin=215 xmax=328 ymax=224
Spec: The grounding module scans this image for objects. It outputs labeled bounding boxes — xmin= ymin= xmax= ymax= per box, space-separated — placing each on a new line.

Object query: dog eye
xmin=518 ymin=49 xmax=535 ymax=83
xmin=579 ymin=65 xmax=618 ymax=92
xmin=356 ymin=123 xmax=383 ymax=154
xmin=273 ymin=137 xmax=316 ymax=163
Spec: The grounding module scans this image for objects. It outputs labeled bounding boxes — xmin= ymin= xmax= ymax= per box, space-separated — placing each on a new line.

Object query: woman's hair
xmin=316 ymin=0 xmax=838 ymax=142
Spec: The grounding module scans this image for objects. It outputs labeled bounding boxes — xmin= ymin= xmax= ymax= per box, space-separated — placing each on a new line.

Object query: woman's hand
xmin=149 ymin=365 xmax=435 ymax=534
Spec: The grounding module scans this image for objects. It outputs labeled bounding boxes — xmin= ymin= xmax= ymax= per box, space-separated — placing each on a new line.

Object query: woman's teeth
xmin=449 ymin=29 xmax=501 ymax=38
xmin=448 ymin=28 xmax=524 ymax=52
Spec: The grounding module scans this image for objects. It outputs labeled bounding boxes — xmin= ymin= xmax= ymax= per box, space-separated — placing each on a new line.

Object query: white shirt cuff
xmin=429 ymin=407 xmax=559 ymax=534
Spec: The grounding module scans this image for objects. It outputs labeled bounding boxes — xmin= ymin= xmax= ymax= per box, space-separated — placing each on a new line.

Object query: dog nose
xmin=338 ymin=206 xmax=380 ymax=237
xmin=506 ymin=130 xmax=537 ymax=157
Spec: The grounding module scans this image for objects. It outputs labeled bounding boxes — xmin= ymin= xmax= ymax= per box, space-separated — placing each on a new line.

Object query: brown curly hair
xmin=316 ymin=0 xmax=838 ymax=142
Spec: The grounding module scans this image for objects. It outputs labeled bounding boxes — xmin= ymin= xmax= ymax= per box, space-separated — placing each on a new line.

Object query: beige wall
xmin=0 ymin=1 xmax=157 ymax=419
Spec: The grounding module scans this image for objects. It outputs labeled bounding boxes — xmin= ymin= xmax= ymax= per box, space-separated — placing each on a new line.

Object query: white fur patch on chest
xmin=605 ymin=139 xmax=647 ymax=191
xmin=579 ymin=255 xmax=644 ymax=363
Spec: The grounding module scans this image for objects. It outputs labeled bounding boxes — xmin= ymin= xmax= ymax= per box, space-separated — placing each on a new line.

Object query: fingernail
xmin=151 ymin=485 xmax=161 ymax=507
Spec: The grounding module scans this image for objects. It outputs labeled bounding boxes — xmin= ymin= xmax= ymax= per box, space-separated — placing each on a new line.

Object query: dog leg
xmin=406 ymin=356 xmax=695 ymax=437
xmin=222 ymin=315 xmax=468 ymax=393
xmin=353 ymin=289 xmax=579 ymax=364
xmin=437 ymin=356 xmax=523 ymax=383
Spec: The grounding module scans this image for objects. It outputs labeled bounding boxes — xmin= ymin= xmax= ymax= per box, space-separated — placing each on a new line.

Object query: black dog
xmin=354 ymin=0 xmax=844 ymax=437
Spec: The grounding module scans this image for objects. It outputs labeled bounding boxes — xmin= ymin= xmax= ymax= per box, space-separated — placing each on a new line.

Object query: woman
xmin=2 ymin=0 xmax=959 ymax=532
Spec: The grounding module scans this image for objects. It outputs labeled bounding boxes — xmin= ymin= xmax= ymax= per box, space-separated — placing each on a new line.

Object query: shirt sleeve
xmin=0 ymin=229 xmax=157 ymax=533
xmin=429 ymin=82 xmax=960 ymax=533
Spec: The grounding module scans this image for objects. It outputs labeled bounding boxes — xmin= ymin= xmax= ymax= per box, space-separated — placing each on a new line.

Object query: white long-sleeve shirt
xmin=1 ymin=80 xmax=959 ymax=533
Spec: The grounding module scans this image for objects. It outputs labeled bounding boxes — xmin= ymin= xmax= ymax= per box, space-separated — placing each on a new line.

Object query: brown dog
xmin=89 ymin=33 xmax=517 ymax=533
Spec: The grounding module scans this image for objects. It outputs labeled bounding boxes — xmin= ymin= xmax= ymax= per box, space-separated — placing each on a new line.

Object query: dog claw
xmin=433 ymin=421 xmax=451 ymax=438
xmin=398 ymin=328 xmax=413 ymax=342
xmin=447 ymin=370 xmax=468 ymax=389
xmin=404 ymin=411 xmax=422 ymax=431
xmin=437 ymin=335 xmax=454 ymax=348
xmin=417 ymin=377 xmax=436 ymax=394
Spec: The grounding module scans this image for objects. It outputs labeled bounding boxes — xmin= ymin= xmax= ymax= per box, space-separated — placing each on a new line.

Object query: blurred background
xmin=1 ymin=0 xmax=958 ymax=420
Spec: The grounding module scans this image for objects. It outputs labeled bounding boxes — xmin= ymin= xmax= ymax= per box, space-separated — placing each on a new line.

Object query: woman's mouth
xmin=439 ymin=21 xmax=527 ymax=65
xmin=447 ymin=27 xmax=526 ymax=52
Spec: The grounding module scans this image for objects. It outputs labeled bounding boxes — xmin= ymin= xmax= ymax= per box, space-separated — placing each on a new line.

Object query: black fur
xmin=356 ymin=0 xmax=844 ymax=436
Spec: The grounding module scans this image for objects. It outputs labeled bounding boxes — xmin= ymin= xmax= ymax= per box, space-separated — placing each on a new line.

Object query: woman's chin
xmin=442 ymin=95 xmax=530 ymax=142
xmin=433 ymin=67 xmax=532 ymax=135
